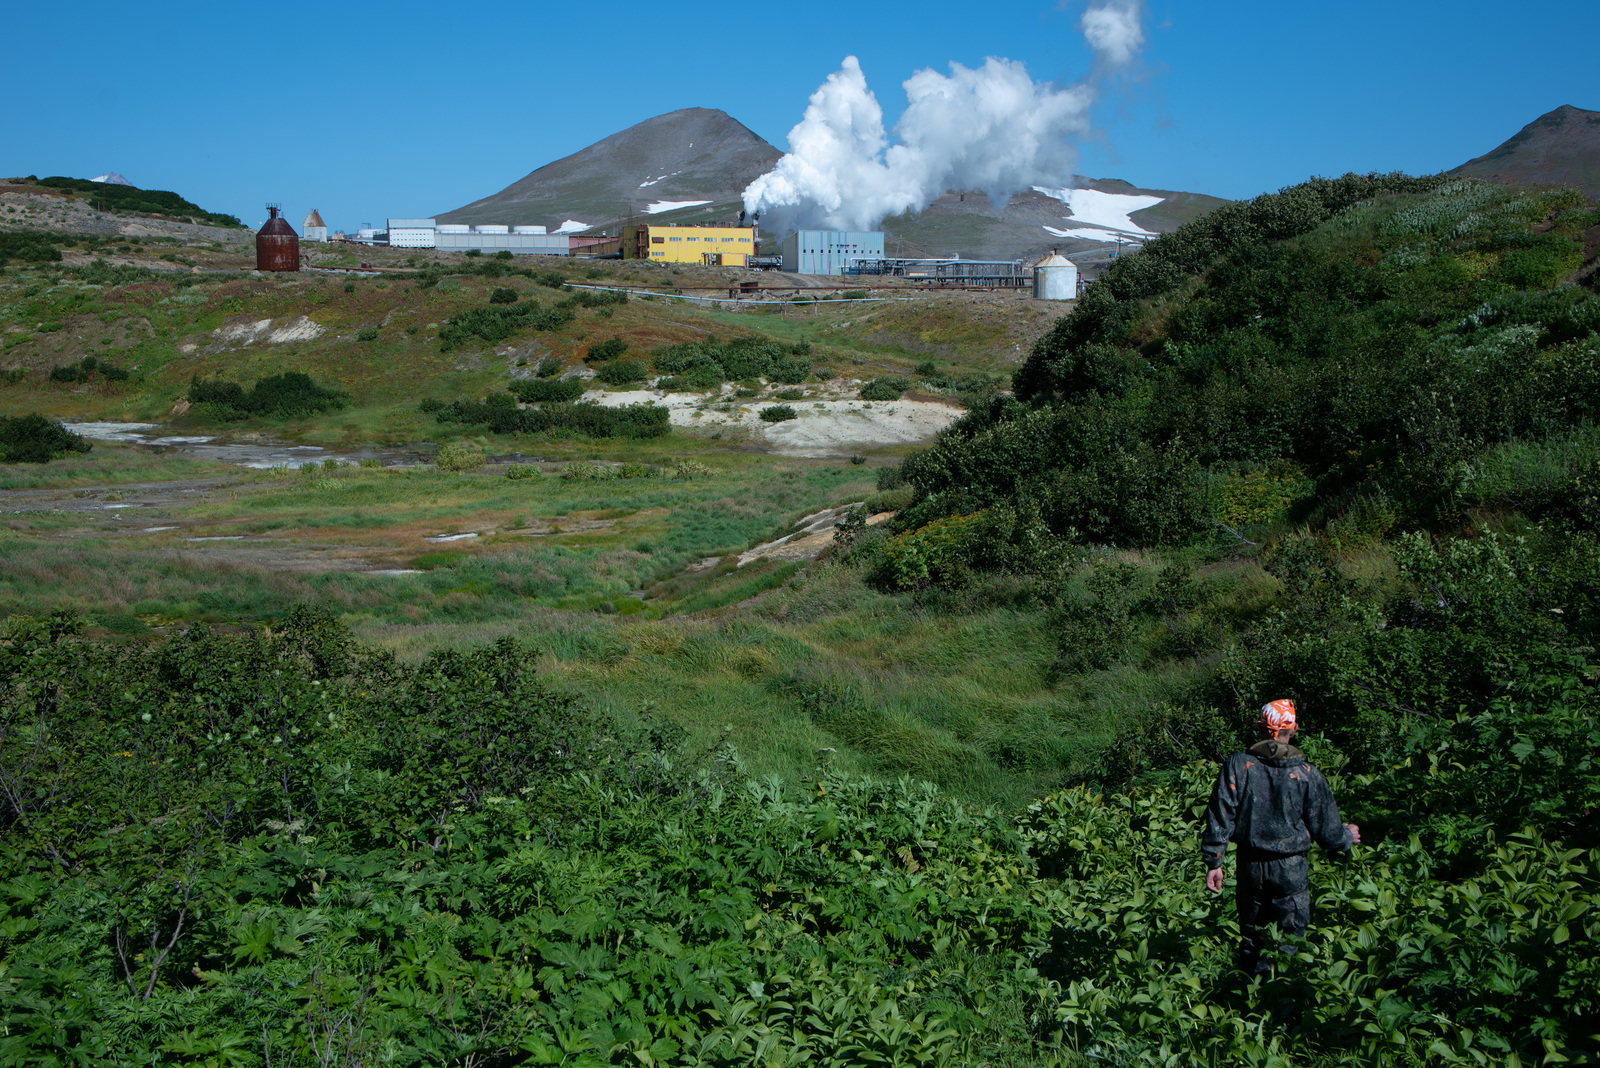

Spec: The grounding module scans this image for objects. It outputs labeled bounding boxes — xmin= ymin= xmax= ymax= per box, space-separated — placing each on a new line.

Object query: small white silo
xmin=1032 ymin=251 xmax=1079 ymax=301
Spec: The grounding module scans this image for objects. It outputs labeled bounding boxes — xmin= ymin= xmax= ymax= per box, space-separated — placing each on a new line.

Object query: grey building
xmin=780 ymin=230 xmax=885 ymax=275
xmin=435 ymin=227 xmax=569 ymax=256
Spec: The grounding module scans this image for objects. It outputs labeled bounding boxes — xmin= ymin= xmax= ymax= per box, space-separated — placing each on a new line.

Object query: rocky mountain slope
xmin=437 ymin=108 xmax=782 ymax=232
xmin=1451 ymin=104 xmax=1600 ymax=198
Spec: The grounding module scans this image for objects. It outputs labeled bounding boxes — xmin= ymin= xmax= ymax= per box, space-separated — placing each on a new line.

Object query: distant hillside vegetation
xmin=25 ymin=176 xmax=242 ymax=227
xmin=897 ymin=172 xmax=1600 ymax=546
xmin=1451 ymin=104 xmax=1600 ymax=198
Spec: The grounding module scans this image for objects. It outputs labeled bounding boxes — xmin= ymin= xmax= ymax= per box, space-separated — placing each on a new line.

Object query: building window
xmin=651 ymin=236 xmax=664 ymax=244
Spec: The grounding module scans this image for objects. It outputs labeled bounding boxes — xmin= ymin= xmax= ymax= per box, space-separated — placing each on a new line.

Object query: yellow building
xmin=622 ymin=224 xmax=757 ymax=266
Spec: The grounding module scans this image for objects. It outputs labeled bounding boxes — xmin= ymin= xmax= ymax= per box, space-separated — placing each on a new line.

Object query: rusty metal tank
xmin=256 ymin=204 xmax=300 ymax=272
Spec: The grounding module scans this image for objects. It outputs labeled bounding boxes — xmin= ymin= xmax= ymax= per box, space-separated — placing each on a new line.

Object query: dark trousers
xmin=1235 ymin=853 xmax=1310 ymax=977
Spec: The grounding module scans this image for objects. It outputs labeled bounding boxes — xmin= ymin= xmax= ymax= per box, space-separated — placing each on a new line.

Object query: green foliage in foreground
xmin=0 ymin=413 xmax=90 ymax=463
xmin=2 ymin=576 xmax=1597 ymax=1065
xmin=0 ymin=614 xmax=1059 ymax=1066
xmin=188 ymin=372 xmax=349 ymax=420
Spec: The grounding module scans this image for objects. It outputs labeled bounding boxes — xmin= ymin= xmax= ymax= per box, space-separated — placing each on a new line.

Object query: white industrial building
xmin=780 ymin=230 xmax=886 ymax=275
xmin=387 ymin=218 xmax=437 ymax=248
xmin=302 ymin=209 xmax=327 ymax=243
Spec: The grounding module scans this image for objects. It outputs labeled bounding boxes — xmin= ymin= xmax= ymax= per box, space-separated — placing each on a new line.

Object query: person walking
xmin=1201 ymin=699 xmax=1360 ymax=977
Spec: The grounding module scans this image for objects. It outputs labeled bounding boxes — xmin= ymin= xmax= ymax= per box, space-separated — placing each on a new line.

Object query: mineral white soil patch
xmin=583 ymin=382 xmax=964 ymax=458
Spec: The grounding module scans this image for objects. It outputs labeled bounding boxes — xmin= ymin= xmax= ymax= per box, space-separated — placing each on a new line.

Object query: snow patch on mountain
xmin=1032 ymin=186 xmax=1162 ymax=235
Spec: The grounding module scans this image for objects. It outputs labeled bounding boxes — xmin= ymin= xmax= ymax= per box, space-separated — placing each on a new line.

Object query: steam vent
xmin=256 ymin=204 xmax=300 ymax=272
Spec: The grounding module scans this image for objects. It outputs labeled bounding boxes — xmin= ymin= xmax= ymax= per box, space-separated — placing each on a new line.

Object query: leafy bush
xmin=0 ymin=413 xmax=91 ymax=462
xmin=509 ymin=378 xmax=585 ymax=403
xmin=653 ymin=336 xmax=812 ymax=386
xmin=0 ymin=230 xmax=63 ymax=263
xmin=188 ymin=372 xmax=347 ymax=420
xmin=504 ymin=463 xmax=537 ymax=480
xmin=760 ymin=404 xmax=798 ymax=422
xmin=775 ymin=388 xmax=805 ymax=400
xmin=596 ymin=359 xmax=647 ymax=386
xmin=418 ymin=396 xmax=445 ymax=413
xmin=437 ymin=303 xmax=573 ymax=352
xmin=585 ymin=337 xmax=628 ymax=362
xmin=563 ymin=288 xmax=629 ymax=309
xmin=435 ymin=441 xmax=486 ymax=472
xmin=534 ymin=356 xmax=562 ymax=378
xmin=489 ymin=286 xmax=518 ymax=304
xmin=860 ymin=376 xmax=910 ymax=401
xmin=355 ymin=325 xmax=378 ymax=341
xmin=436 ymin=398 xmax=669 ymax=439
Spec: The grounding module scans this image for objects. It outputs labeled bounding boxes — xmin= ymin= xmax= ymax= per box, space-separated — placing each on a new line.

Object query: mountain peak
xmin=1451 ymin=105 xmax=1600 ymax=198
xmin=439 ymin=108 xmax=781 ymax=230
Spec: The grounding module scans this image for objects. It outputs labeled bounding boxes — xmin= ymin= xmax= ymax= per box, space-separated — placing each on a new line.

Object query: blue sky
xmin=3 ymin=0 xmax=1595 ymax=231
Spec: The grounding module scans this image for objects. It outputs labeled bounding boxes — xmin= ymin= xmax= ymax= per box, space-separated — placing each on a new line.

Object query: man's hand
xmin=1345 ymin=823 xmax=1361 ymax=845
xmin=1205 ymin=868 xmax=1225 ymax=894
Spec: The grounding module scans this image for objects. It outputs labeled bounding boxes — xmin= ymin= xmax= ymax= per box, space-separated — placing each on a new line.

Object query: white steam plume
xmin=744 ymin=1 xmax=1144 ymax=235
xmin=1079 ymin=0 xmax=1144 ymax=67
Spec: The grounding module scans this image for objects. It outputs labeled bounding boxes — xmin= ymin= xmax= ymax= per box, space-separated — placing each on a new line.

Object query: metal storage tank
xmin=256 ymin=204 xmax=300 ymax=272
xmin=1032 ymin=251 xmax=1077 ymax=300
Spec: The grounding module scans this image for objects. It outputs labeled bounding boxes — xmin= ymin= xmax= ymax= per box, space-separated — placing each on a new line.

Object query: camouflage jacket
xmin=1201 ymin=739 xmax=1353 ymax=870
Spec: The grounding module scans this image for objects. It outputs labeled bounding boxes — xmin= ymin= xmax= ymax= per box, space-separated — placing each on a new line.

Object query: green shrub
xmin=584 ymin=338 xmax=628 ymax=362
xmin=509 ymin=378 xmax=585 ymax=403
xmin=504 ymin=463 xmax=537 ymax=480
xmin=489 ymin=287 xmax=518 ymax=304
xmin=760 ymin=404 xmax=798 ymax=422
xmin=188 ymin=372 xmax=347 ymax=419
xmin=343 ymin=281 xmax=355 ymax=293
xmin=435 ymin=442 xmax=486 ymax=472
xmin=356 ymin=325 xmax=378 ymax=341
xmin=776 ymin=388 xmax=805 ymax=400
xmin=534 ymin=356 xmax=562 ymax=378
xmin=652 ymin=336 xmax=812 ymax=386
xmin=864 ymin=486 xmax=914 ymax=512
xmin=0 ymin=231 xmax=62 ymax=263
xmin=0 ymin=414 xmax=91 ymax=463
xmin=596 ymin=359 xmax=647 ymax=386
xmin=435 ymin=398 xmax=669 ymax=439
xmin=672 ymin=459 xmax=711 ymax=480
xmin=438 ymin=303 xmax=573 ymax=352
xmin=860 ymin=376 xmax=910 ymax=401
xmin=620 ymin=462 xmax=653 ymax=479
